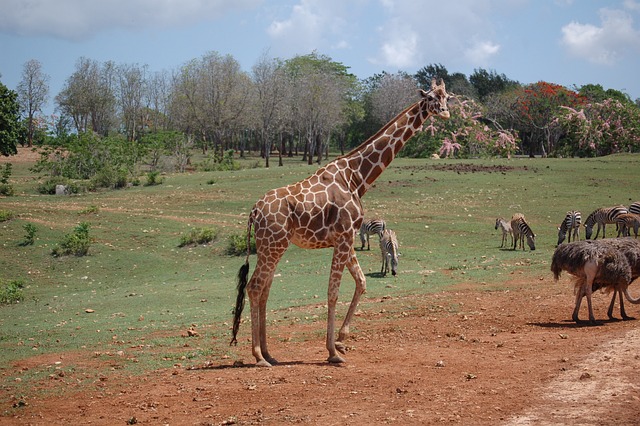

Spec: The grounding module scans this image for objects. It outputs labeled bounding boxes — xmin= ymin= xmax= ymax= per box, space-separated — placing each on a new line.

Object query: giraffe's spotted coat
xmin=232 ymin=80 xmax=451 ymax=367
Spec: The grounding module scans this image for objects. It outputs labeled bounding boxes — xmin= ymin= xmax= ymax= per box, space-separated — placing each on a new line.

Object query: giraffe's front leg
xmin=326 ymin=246 xmax=350 ymax=364
xmin=337 ymin=248 xmax=366 ymax=352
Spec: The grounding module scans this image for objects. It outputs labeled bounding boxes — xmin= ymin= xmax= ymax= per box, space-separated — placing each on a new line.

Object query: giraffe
xmin=231 ymin=79 xmax=451 ymax=367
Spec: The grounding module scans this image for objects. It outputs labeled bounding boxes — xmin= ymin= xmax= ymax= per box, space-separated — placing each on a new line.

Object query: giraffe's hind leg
xmin=247 ymin=246 xmax=288 ymax=367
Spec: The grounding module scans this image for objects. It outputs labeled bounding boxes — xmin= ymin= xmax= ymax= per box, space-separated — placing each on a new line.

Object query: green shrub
xmin=226 ymin=229 xmax=256 ymax=256
xmin=144 ymin=170 xmax=163 ymax=186
xmin=90 ymin=167 xmax=129 ymax=190
xmin=179 ymin=227 xmax=219 ymax=247
xmin=79 ymin=205 xmax=99 ymax=215
xmin=36 ymin=177 xmax=80 ymax=195
xmin=19 ymin=223 xmax=37 ymax=246
xmin=0 ymin=183 xmax=14 ymax=196
xmin=197 ymin=150 xmax=241 ymax=172
xmin=52 ymin=222 xmax=91 ymax=257
xmin=0 ymin=210 xmax=14 ymax=222
xmin=0 ymin=163 xmax=12 ymax=184
xmin=0 ymin=279 xmax=25 ymax=304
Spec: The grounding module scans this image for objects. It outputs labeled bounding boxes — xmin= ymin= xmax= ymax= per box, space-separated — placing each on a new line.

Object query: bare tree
xmin=170 ymin=52 xmax=252 ymax=156
xmin=17 ymin=59 xmax=49 ymax=147
xmin=55 ymin=57 xmax=116 ymax=136
xmin=370 ymin=72 xmax=417 ymax=125
xmin=117 ymin=63 xmax=148 ymax=141
xmin=252 ymin=52 xmax=288 ymax=167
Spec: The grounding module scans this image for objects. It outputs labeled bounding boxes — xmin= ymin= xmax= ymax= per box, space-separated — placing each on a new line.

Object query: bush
xmin=0 ymin=279 xmax=25 ymax=304
xmin=19 ymin=223 xmax=37 ymax=246
xmin=144 ymin=171 xmax=163 ymax=186
xmin=197 ymin=150 xmax=241 ymax=172
xmin=0 ymin=183 xmax=15 ymax=196
xmin=0 ymin=163 xmax=15 ymax=196
xmin=179 ymin=227 xmax=219 ymax=247
xmin=52 ymin=222 xmax=91 ymax=257
xmin=89 ymin=167 xmax=129 ymax=190
xmin=226 ymin=229 xmax=256 ymax=256
xmin=37 ymin=177 xmax=80 ymax=195
xmin=0 ymin=210 xmax=14 ymax=222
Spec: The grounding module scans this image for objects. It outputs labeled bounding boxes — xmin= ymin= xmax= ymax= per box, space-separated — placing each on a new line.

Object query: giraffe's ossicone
xmin=231 ymin=79 xmax=451 ymax=367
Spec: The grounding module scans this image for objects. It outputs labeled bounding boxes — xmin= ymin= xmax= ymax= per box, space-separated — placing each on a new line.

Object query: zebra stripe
xmin=557 ymin=210 xmax=581 ymax=245
xmin=584 ymin=206 xmax=628 ymax=239
xmin=511 ymin=215 xmax=535 ymax=251
xmin=359 ymin=218 xmax=386 ymax=250
xmin=379 ymin=229 xmax=399 ymax=276
xmin=629 ymin=201 xmax=640 ymax=215
xmin=615 ymin=213 xmax=640 ymax=238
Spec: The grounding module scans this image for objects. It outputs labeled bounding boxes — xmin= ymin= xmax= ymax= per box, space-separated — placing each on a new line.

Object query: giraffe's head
xmin=420 ymin=79 xmax=450 ymax=120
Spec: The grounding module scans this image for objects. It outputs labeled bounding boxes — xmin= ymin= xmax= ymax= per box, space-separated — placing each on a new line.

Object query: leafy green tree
xmin=469 ymin=68 xmax=519 ymax=101
xmin=578 ymin=84 xmax=632 ymax=104
xmin=0 ymin=81 xmax=21 ymax=156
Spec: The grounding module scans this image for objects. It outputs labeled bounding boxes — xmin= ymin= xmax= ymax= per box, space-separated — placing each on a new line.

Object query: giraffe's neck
xmin=342 ymin=100 xmax=429 ymax=197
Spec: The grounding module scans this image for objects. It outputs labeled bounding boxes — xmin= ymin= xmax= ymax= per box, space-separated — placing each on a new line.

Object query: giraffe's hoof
xmin=335 ymin=341 xmax=347 ymax=355
xmin=255 ymin=360 xmax=273 ymax=368
xmin=327 ymin=354 xmax=346 ymax=364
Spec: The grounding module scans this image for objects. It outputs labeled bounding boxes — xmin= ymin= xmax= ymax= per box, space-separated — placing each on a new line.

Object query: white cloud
xmin=561 ymin=7 xmax=640 ymax=65
xmin=370 ymin=0 xmax=502 ymax=71
xmin=266 ymin=0 xmax=349 ymax=55
xmin=377 ymin=24 xmax=419 ymax=69
xmin=0 ymin=0 xmax=261 ymax=40
xmin=464 ymin=40 xmax=500 ymax=66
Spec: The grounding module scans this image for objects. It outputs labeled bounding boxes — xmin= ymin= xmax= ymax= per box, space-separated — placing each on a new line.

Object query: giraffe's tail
xmin=230 ymin=212 xmax=254 ymax=346
xmin=230 ymin=260 xmax=249 ymax=346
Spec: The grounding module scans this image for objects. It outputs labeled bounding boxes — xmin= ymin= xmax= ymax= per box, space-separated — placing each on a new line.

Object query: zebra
xmin=615 ymin=213 xmax=640 ymax=238
xmin=379 ymin=229 xmax=399 ymax=277
xmin=511 ymin=214 xmax=535 ymax=251
xmin=494 ymin=217 xmax=513 ymax=248
xmin=556 ymin=210 xmax=581 ymax=245
xmin=629 ymin=201 xmax=640 ymax=215
xmin=584 ymin=206 xmax=628 ymax=239
xmin=359 ymin=218 xmax=386 ymax=250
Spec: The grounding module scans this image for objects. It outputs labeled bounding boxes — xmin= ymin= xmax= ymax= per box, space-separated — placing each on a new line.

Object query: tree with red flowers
xmin=511 ymin=81 xmax=586 ymax=156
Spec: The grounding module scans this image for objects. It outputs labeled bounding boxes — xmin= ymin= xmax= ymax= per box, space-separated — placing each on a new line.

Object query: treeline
xmin=3 ymin=52 xmax=640 ymax=172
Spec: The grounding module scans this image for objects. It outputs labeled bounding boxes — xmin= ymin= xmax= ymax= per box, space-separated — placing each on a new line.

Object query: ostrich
xmin=551 ymin=238 xmax=640 ymax=324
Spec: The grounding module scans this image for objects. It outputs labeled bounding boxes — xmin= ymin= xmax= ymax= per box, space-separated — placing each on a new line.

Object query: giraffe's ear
xmin=419 ymin=89 xmax=430 ymax=98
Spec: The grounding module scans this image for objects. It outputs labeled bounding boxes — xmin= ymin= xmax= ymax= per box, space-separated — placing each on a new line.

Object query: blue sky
xmin=1 ymin=0 xmax=640 ymax=116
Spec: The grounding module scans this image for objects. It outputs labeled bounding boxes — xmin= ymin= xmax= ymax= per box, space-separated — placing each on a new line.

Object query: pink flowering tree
xmin=556 ymin=99 xmax=640 ymax=157
xmin=409 ymin=96 xmax=519 ymax=158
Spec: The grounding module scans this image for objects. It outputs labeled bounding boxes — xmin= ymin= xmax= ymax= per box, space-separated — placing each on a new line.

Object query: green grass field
xmin=1 ymin=152 xmax=639 ymax=399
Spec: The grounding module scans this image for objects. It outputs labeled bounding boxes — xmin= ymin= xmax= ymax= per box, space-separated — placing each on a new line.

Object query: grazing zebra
xmin=557 ymin=210 xmax=581 ymax=245
xmin=494 ymin=217 xmax=513 ymax=248
xmin=511 ymin=214 xmax=535 ymax=251
xmin=615 ymin=213 xmax=640 ymax=238
xmin=629 ymin=201 xmax=640 ymax=215
xmin=379 ymin=229 xmax=399 ymax=276
xmin=359 ymin=218 xmax=386 ymax=250
xmin=584 ymin=206 xmax=628 ymax=239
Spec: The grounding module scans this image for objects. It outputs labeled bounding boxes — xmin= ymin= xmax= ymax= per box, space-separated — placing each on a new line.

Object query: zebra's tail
xmin=230 ymin=212 xmax=254 ymax=346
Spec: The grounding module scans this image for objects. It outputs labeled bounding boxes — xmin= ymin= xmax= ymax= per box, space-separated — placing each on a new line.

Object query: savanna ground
xmin=2 ymin=149 xmax=640 ymax=425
